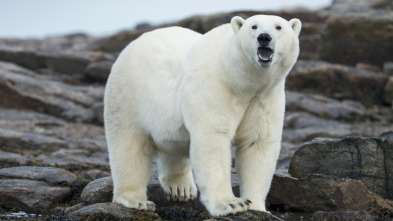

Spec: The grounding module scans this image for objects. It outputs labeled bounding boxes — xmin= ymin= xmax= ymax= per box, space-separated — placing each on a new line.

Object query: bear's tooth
xmin=258 ymin=54 xmax=263 ymax=60
xmin=269 ymin=54 xmax=273 ymax=59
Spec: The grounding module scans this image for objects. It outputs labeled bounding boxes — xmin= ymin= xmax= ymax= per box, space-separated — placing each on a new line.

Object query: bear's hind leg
xmin=157 ymin=152 xmax=197 ymax=201
xmin=108 ymin=130 xmax=156 ymax=211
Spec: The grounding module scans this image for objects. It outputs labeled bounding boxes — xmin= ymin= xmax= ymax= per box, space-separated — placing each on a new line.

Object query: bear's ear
xmin=231 ymin=16 xmax=245 ymax=33
xmin=289 ymin=18 xmax=302 ymax=36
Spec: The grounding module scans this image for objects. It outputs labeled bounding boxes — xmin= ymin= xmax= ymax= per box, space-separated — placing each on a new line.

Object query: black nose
xmin=257 ymin=33 xmax=272 ymax=45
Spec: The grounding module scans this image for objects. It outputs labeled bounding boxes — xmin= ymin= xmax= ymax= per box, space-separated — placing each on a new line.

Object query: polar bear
xmin=104 ymin=15 xmax=301 ymax=216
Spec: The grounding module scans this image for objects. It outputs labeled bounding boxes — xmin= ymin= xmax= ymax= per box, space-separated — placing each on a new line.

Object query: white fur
xmin=104 ymin=15 xmax=301 ymax=216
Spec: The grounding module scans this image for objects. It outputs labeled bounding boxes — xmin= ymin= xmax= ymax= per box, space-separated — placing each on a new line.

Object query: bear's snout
xmin=257 ymin=33 xmax=272 ymax=45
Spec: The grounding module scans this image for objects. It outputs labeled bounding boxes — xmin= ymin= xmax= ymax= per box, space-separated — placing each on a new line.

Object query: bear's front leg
xmin=235 ymin=91 xmax=285 ymax=212
xmin=190 ymin=131 xmax=251 ymax=216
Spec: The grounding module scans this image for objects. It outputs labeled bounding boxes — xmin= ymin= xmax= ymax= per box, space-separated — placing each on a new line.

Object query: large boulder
xmin=286 ymin=61 xmax=389 ymax=105
xmin=268 ymin=173 xmax=372 ymax=212
xmin=0 ymin=61 xmax=103 ymax=122
xmin=0 ymin=166 xmax=77 ymax=185
xmin=319 ymin=10 xmax=393 ymax=67
xmin=289 ymin=131 xmax=393 ymax=199
xmin=0 ymin=179 xmax=71 ymax=213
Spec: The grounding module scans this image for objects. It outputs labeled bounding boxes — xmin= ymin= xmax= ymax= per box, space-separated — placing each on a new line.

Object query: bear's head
xmin=231 ymin=15 xmax=301 ymax=67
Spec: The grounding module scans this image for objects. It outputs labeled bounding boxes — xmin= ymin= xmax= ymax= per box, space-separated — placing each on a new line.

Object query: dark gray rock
xmin=85 ymin=61 xmax=113 ymax=83
xmin=0 ymin=126 xmax=67 ymax=152
xmin=0 ymin=150 xmax=28 ymax=167
xmin=285 ymin=91 xmax=384 ymax=122
xmin=383 ymin=76 xmax=393 ymax=105
xmin=286 ymin=61 xmax=389 ymax=104
xmin=288 ymin=131 xmax=393 ymax=199
xmin=0 ymin=166 xmax=77 ymax=185
xmin=330 ymin=0 xmax=393 ymax=11
xmin=283 ymin=112 xmax=353 ymax=143
xmin=91 ymin=102 xmax=104 ymax=125
xmin=69 ymin=202 xmax=161 ymax=221
xmin=0 ymin=179 xmax=71 ymax=213
xmin=384 ymin=62 xmax=393 ymax=76
xmin=82 ymin=169 xmax=110 ymax=180
xmin=268 ymin=173 xmax=372 ymax=212
xmin=80 ymin=176 xmax=113 ymax=204
xmin=312 ymin=210 xmax=376 ymax=221
xmin=206 ymin=210 xmax=282 ymax=220
xmin=319 ymin=11 xmax=393 ymax=67
xmin=0 ymin=61 xmax=96 ymax=121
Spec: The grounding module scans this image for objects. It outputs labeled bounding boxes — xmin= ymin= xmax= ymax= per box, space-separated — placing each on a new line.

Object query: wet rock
xmin=286 ymin=61 xmax=388 ymax=104
xmin=0 ymin=179 xmax=71 ymax=213
xmin=312 ymin=210 xmax=376 ymax=221
xmin=206 ymin=210 xmax=282 ymax=220
xmin=85 ymin=61 xmax=113 ymax=83
xmin=268 ymin=173 xmax=372 ymax=212
xmin=288 ymin=131 xmax=393 ymax=199
xmin=0 ymin=166 xmax=77 ymax=185
xmin=383 ymin=76 xmax=393 ymax=105
xmin=69 ymin=202 xmax=161 ymax=220
xmin=0 ymin=61 xmax=96 ymax=121
xmin=319 ymin=11 xmax=393 ymax=67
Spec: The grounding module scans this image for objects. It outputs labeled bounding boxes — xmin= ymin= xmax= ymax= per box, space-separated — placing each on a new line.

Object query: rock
xmin=0 ymin=166 xmax=77 ymax=185
xmin=383 ymin=76 xmax=393 ymax=105
xmin=80 ymin=176 xmax=113 ymax=204
xmin=206 ymin=210 xmax=282 ymax=220
xmin=91 ymin=102 xmax=104 ymax=125
xmin=285 ymin=91 xmax=381 ymax=121
xmin=0 ymin=150 xmax=28 ymax=167
xmin=286 ymin=61 xmax=388 ymax=104
xmin=82 ymin=169 xmax=110 ymax=180
xmin=64 ymin=203 xmax=86 ymax=216
xmin=0 ymin=61 xmax=96 ymax=121
xmin=35 ymin=148 xmax=109 ymax=168
xmin=330 ymin=0 xmax=393 ymax=11
xmin=312 ymin=210 xmax=376 ymax=221
xmin=319 ymin=11 xmax=393 ymax=67
xmin=283 ymin=111 xmax=353 ymax=143
xmin=0 ymin=34 xmax=113 ymax=77
xmin=384 ymin=62 xmax=393 ymax=76
xmin=288 ymin=131 xmax=393 ymax=199
xmin=0 ymin=126 xmax=67 ymax=152
xmin=95 ymin=30 xmax=145 ymax=52
xmin=84 ymin=61 xmax=113 ymax=83
xmin=0 ymin=179 xmax=71 ymax=213
xmin=69 ymin=202 xmax=161 ymax=221
xmin=0 ymin=34 xmax=105 ymax=53
xmin=267 ymin=173 xmax=372 ymax=212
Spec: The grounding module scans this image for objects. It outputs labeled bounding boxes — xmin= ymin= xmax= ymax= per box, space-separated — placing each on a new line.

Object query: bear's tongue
xmin=257 ymin=47 xmax=274 ymax=62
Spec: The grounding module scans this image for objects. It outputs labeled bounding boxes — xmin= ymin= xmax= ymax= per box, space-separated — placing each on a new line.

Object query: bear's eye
xmin=276 ymin=26 xmax=282 ymax=30
xmin=252 ymin=25 xmax=257 ymax=30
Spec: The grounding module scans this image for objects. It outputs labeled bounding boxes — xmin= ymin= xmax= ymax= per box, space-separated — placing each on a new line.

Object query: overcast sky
xmin=1 ymin=0 xmax=332 ymax=39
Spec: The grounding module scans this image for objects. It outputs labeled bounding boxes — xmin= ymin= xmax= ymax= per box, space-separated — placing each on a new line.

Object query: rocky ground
xmin=1 ymin=0 xmax=393 ymax=220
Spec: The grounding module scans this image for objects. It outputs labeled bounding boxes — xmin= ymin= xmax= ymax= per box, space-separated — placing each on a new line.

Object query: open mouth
xmin=257 ymin=47 xmax=274 ymax=63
